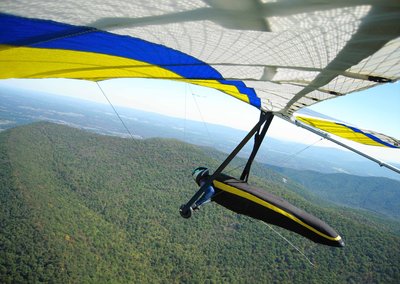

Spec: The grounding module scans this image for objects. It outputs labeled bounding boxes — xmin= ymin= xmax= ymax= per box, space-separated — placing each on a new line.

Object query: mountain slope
xmin=1 ymin=122 xmax=399 ymax=283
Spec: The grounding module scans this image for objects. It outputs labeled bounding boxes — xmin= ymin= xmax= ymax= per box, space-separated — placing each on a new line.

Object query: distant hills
xmin=0 ymin=122 xmax=399 ymax=283
xmin=1 ymin=85 xmax=399 ymax=181
xmin=268 ymin=165 xmax=400 ymax=219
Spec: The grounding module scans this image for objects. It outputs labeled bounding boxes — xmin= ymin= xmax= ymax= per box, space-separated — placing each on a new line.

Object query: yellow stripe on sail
xmin=0 ymin=44 xmax=250 ymax=104
xmin=296 ymin=116 xmax=385 ymax=147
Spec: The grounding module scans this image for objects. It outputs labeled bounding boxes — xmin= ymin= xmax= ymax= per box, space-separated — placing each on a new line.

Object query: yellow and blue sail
xmin=0 ymin=13 xmax=261 ymax=108
xmin=296 ymin=116 xmax=400 ymax=149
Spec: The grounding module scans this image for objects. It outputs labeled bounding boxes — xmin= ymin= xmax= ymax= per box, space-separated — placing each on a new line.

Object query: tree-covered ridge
xmin=267 ymin=166 xmax=400 ymax=219
xmin=1 ymin=122 xmax=399 ymax=283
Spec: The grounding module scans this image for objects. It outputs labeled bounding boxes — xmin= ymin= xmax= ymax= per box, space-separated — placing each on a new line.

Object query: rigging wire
xmin=225 ymin=162 xmax=247 ymax=176
xmin=187 ymin=84 xmax=250 ymax=175
xmin=275 ymin=137 xmax=324 ymax=167
xmin=188 ymin=84 xmax=214 ymax=146
xmin=187 ymin=84 xmax=218 ymax=160
xmin=183 ymin=83 xmax=188 ymax=144
xmin=225 ymin=138 xmax=323 ymax=178
xmin=95 ymin=82 xmax=190 ymax=199
xmin=205 ymin=187 xmax=315 ymax=267
xmin=261 ymin=221 xmax=315 ymax=267
xmin=95 ymin=81 xmax=136 ymax=140
xmin=183 ymin=83 xmax=193 ymax=172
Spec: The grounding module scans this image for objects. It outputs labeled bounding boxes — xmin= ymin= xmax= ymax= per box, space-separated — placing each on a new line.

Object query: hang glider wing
xmin=1 ymin=1 xmax=399 ymax=137
xmin=295 ymin=115 xmax=400 ymax=148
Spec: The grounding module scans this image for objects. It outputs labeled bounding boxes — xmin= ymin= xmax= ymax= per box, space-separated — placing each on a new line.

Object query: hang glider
xmin=2 ymin=0 xmax=399 ymax=247
xmin=1 ymin=1 xmax=399 ymax=150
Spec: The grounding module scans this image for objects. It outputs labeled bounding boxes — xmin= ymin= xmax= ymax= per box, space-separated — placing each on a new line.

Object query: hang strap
xmin=240 ymin=112 xmax=274 ymax=182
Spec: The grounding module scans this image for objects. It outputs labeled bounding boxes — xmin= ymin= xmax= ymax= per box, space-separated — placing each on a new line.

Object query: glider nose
xmin=336 ymin=237 xmax=345 ymax=247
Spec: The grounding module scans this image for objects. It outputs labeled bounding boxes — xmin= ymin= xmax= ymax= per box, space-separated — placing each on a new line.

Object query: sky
xmin=1 ymin=78 xmax=399 ymax=164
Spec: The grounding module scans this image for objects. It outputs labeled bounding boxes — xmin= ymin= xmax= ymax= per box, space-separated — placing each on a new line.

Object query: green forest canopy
xmin=0 ymin=122 xmax=399 ymax=283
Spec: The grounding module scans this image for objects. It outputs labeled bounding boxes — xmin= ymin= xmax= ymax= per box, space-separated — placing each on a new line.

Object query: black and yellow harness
xmin=212 ymin=173 xmax=344 ymax=247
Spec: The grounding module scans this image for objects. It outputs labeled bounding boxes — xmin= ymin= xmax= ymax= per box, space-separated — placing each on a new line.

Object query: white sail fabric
xmin=1 ymin=0 xmax=399 ymax=115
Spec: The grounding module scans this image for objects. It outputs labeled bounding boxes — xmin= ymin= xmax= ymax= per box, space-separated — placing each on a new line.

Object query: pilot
xmin=191 ymin=167 xmax=215 ymax=210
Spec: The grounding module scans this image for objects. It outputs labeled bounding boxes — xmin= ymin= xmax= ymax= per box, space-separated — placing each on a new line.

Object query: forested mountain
xmin=1 ymin=122 xmax=399 ymax=283
xmin=268 ymin=166 xmax=400 ymax=219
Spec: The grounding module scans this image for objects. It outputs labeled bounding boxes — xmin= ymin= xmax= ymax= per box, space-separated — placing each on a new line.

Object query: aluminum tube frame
xmin=180 ymin=111 xmax=273 ymax=216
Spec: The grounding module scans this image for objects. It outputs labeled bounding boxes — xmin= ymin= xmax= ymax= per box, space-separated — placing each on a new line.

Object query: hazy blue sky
xmin=1 ymin=78 xmax=399 ymax=163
